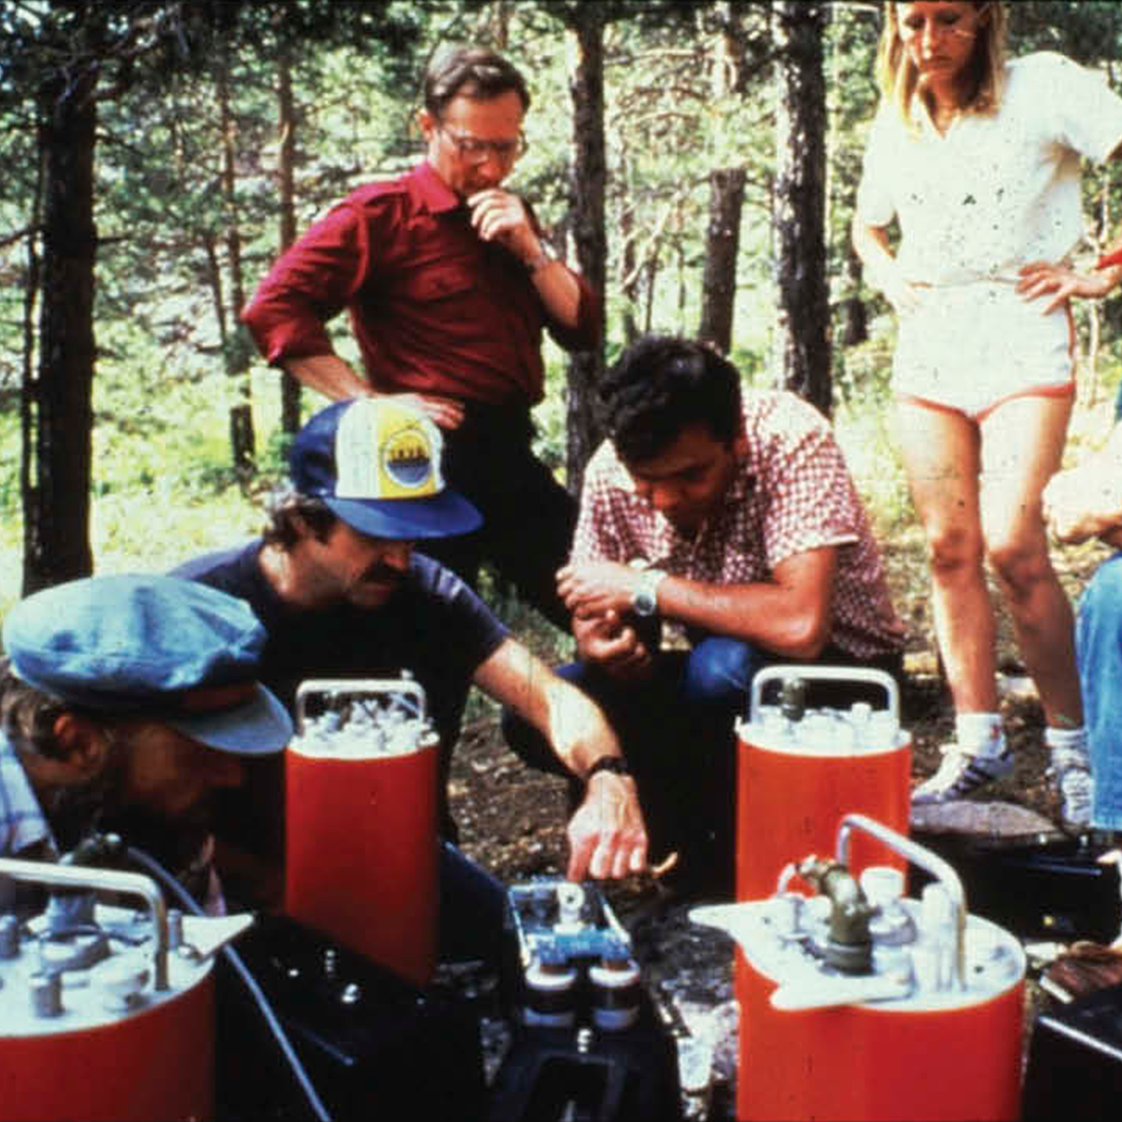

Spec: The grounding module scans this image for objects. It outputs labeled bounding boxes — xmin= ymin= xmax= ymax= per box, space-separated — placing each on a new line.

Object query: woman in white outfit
xmin=853 ymin=1 xmax=1122 ymax=822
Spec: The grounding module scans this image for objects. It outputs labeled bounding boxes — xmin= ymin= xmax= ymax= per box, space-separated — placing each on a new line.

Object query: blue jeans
xmin=1076 ymin=554 xmax=1122 ymax=829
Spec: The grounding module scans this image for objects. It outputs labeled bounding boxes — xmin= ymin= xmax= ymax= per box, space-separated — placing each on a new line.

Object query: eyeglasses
xmin=437 ymin=123 xmax=528 ymax=166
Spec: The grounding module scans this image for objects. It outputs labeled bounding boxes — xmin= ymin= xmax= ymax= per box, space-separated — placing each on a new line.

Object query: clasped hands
xmin=559 ymin=561 xmax=657 ymax=682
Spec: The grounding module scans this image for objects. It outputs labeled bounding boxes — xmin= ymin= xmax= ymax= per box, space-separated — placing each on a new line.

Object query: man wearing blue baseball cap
xmin=0 ymin=574 xmax=292 ymax=911
xmin=176 ymin=398 xmax=648 ymax=954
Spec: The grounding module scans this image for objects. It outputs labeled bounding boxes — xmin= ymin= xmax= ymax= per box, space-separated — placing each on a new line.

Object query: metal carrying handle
xmin=0 ymin=857 xmax=169 ymax=991
xmin=749 ymin=664 xmax=900 ymax=724
xmin=835 ymin=813 xmax=967 ymax=990
xmin=295 ymin=676 xmax=429 ymax=734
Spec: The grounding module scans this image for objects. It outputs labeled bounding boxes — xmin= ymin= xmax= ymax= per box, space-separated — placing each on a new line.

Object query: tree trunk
xmin=698 ymin=167 xmax=746 ymax=354
xmin=277 ymin=48 xmax=303 ymax=436
xmin=217 ymin=46 xmax=255 ymax=477
xmin=699 ymin=11 xmax=748 ymax=355
xmin=619 ymin=151 xmax=640 ymax=344
xmin=772 ymin=0 xmax=831 ymax=415
xmin=24 ymin=70 xmax=98 ymax=593
xmin=838 ymin=239 xmax=868 ymax=349
xmin=564 ymin=9 xmax=608 ymax=497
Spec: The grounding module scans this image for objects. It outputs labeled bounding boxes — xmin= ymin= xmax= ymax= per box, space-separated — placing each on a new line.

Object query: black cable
xmin=124 ymin=844 xmax=332 ymax=1122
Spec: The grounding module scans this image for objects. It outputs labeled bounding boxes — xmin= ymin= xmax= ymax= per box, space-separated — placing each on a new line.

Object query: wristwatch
xmin=631 ymin=568 xmax=667 ymax=618
xmin=585 ymin=756 xmax=631 ymax=783
xmin=525 ymin=242 xmax=557 ymax=274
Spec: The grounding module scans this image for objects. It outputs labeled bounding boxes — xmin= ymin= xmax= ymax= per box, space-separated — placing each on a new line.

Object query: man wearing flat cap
xmin=0 ymin=574 xmax=292 ymax=912
xmin=176 ymin=398 xmax=648 ymax=953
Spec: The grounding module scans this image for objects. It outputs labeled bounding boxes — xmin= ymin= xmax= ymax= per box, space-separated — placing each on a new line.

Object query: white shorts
xmin=892 ymin=281 xmax=1075 ymax=420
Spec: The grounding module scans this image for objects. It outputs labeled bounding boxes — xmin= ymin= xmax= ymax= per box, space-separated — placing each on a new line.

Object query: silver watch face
xmin=633 ymin=588 xmax=657 ymax=617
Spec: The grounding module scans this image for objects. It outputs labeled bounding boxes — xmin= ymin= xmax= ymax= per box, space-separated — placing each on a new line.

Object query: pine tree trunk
xmin=772 ymin=0 xmax=831 ymax=415
xmin=217 ymin=47 xmax=256 ymax=478
xmin=277 ymin=49 xmax=303 ymax=436
xmin=698 ymin=167 xmax=746 ymax=354
xmin=24 ymin=71 xmax=98 ymax=593
xmin=565 ymin=8 xmax=608 ymax=497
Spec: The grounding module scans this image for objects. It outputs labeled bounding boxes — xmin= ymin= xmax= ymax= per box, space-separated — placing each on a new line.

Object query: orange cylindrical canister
xmin=735 ymin=667 xmax=912 ymax=1121
xmin=709 ymin=814 xmax=1025 ymax=1122
xmin=0 ymin=858 xmax=217 ymax=1122
xmin=285 ymin=679 xmax=440 ymax=986
xmin=2 ymin=973 xmax=215 ymax=1122
xmin=736 ymin=665 xmax=912 ymax=901
xmin=737 ymin=967 xmax=1024 ymax=1121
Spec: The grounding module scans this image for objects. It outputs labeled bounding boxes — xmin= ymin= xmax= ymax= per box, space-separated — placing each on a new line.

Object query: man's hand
xmin=565 ymin=770 xmax=648 ymax=881
xmin=391 ymin=391 xmax=465 ymax=431
xmin=558 ymin=560 xmax=645 ymax=617
xmin=282 ymin=356 xmax=465 ymax=430
xmin=1044 ymin=420 xmax=1122 ymax=548
xmin=467 ymin=188 xmax=540 ymax=263
xmin=572 ymin=609 xmax=654 ymax=682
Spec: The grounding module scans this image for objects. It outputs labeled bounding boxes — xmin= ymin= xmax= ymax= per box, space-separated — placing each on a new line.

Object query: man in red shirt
xmin=242 ymin=46 xmax=600 ymax=628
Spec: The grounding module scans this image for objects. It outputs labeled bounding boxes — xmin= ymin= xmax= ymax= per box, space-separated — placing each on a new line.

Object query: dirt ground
xmin=445 ymin=539 xmax=1115 ymax=1119
xmin=450 ymin=537 xmax=1112 ymax=875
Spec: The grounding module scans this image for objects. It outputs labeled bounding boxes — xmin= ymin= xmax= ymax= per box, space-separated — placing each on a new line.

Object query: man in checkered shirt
xmin=505 ymin=334 xmax=904 ymax=891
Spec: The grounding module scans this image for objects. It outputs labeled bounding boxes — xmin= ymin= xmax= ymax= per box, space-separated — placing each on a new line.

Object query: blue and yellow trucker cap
xmin=288 ymin=398 xmax=482 ymax=540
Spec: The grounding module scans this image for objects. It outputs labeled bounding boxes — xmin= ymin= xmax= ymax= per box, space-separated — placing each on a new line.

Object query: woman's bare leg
xmin=978 ymin=393 xmax=1082 ymax=728
xmin=894 ymin=400 xmax=998 ymax=714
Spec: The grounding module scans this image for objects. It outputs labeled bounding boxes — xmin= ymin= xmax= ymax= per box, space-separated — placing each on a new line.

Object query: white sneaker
xmin=1049 ymin=746 xmax=1094 ymax=828
xmin=912 ymin=745 xmax=1014 ymax=804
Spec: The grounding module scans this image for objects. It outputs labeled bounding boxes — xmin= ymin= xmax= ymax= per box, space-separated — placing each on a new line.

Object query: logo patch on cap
xmin=334 ymin=399 xmax=444 ymax=501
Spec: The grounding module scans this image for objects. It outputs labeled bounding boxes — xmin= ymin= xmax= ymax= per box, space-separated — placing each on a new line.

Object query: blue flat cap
xmin=2 ymin=575 xmax=292 ymax=755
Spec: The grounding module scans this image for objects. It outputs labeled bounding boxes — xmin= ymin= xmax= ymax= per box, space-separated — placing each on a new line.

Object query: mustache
xmin=361 ymin=564 xmax=405 ymax=584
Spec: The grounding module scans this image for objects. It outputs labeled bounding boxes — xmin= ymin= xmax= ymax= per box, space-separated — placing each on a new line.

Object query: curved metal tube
xmin=836 ymin=813 xmax=967 ymax=990
xmin=0 ymin=856 xmax=168 ymax=990
xmin=749 ymin=665 xmax=900 ymax=724
xmin=295 ymin=676 xmax=429 ymax=733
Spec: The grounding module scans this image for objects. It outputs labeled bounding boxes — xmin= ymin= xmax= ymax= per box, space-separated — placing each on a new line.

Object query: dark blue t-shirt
xmin=173 ymin=541 xmax=509 ymax=854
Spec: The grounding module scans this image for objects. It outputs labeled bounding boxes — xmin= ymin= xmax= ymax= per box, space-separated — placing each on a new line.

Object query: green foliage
xmin=3 ymin=0 xmax=1122 ymax=608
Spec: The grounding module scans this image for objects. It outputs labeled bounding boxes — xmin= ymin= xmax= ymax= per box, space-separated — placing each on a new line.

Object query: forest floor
xmin=445 ymin=537 xmax=1117 ymax=1120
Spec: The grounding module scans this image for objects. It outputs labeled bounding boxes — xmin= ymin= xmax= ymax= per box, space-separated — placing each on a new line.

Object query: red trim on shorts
xmin=897 ymin=380 xmax=1075 ymax=423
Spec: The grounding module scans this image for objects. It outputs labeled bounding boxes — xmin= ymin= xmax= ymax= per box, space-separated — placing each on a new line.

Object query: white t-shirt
xmin=856 ymin=52 xmax=1122 ymax=286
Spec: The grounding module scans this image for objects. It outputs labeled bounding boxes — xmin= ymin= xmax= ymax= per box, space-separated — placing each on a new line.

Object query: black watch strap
xmin=585 ymin=756 xmax=631 ymax=783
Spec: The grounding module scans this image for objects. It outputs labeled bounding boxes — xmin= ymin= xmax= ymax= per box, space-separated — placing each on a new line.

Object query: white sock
xmin=956 ymin=712 xmax=1006 ymax=758
xmin=1045 ymin=725 xmax=1090 ymax=763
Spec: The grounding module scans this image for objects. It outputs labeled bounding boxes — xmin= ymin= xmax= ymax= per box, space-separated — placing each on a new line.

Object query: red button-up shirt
xmin=242 ymin=162 xmax=601 ymax=408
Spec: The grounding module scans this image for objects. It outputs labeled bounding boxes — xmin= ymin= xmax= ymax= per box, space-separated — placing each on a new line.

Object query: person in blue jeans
xmin=504 ymin=336 xmax=905 ymax=893
xmin=1044 ymin=380 xmax=1122 ymax=831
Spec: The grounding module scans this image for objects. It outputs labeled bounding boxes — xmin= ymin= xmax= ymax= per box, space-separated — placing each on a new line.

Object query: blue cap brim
xmin=166 ymin=683 xmax=293 ymax=756
xmin=325 ymin=490 xmax=482 ymax=540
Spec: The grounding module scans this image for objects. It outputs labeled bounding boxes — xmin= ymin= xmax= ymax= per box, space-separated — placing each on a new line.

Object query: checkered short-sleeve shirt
xmin=572 ymin=391 xmax=905 ymax=659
